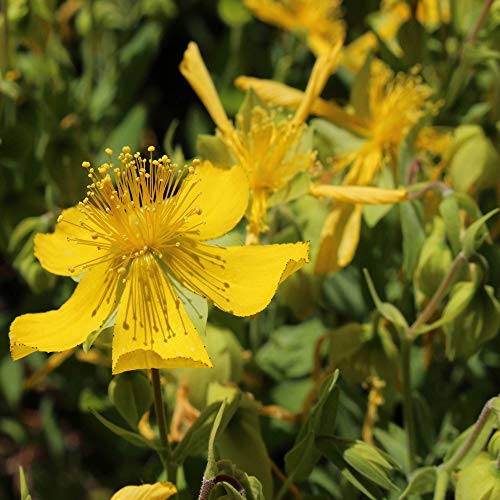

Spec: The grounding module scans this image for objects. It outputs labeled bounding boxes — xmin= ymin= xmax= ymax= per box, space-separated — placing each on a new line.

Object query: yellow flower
xmin=237 ymin=59 xmax=435 ymax=272
xmin=244 ymin=0 xmax=345 ymax=57
xmin=111 ymin=481 xmax=176 ymax=499
xmin=9 ymin=150 xmax=309 ymax=373
xmin=180 ymin=41 xmax=340 ymax=242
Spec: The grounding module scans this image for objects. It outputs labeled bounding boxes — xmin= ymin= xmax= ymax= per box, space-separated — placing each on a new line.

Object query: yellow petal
xmin=235 ymin=76 xmax=370 ymax=137
xmin=244 ymin=0 xmax=299 ymax=31
xmin=168 ymin=241 xmax=310 ymax=316
xmin=314 ymin=203 xmax=362 ymax=274
xmin=180 ymin=42 xmax=234 ymax=136
xmin=293 ymin=41 xmax=343 ymax=125
xmin=310 ymin=185 xmax=408 ymax=204
xmin=111 ymin=482 xmax=177 ymax=500
xmin=174 ymin=161 xmax=249 ymax=241
xmin=10 ymin=264 xmax=117 ymax=359
xmin=35 ymin=207 xmax=105 ymax=277
xmin=112 ymin=259 xmax=212 ymax=374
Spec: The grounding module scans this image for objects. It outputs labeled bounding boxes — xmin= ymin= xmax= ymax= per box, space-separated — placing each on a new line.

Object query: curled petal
xmin=315 ymin=203 xmax=362 ymax=274
xmin=10 ymin=264 xmax=117 ymax=359
xmin=174 ymin=161 xmax=249 ymax=241
xmin=112 ymin=259 xmax=212 ymax=374
xmin=310 ymin=184 xmax=408 ymax=205
xmin=168 ymin=241 xmax=310 ymax=316
xmin=235 ymin=76 xmax=369 ymax=136
xmin=35 ymin=207 xmax=106 ymax=277
xmin=111 ymin=482 xmax=177 ymax=500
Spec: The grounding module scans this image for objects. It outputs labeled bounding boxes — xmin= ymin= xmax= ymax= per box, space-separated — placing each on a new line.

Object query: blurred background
xmin=1 ymin=1 xmax=500 ymax=499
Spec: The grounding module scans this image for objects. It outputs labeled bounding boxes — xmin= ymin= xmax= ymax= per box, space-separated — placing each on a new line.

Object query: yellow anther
xmin=148 ymin=145 xmax=155 ymax=152
xmin=68 ymin=266 xmax=75 ymax=273
xmin=188 ymin=166 xmax=195 ymax=174
xmin=91 ymin=232 xmax=98 ymax=240
xmin=195 ymin=206 xmax=202 ymax=215
xmin=192 ymin=158 xmax=201 ymax=166
xmin=57 ymin=215 xmax=63 ymax=222
xmin=105 ymin=148 xmax=113 ymax=155
xmin=117 ymin=267 xmax=126 ymax=275
xmin=122 ymin=146 xmax=131 ymax=154
xmin=82 ymin=161 xmax=91 ymax=168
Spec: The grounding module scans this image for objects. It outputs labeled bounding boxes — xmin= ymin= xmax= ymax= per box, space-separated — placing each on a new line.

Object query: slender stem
xmin=442 ymin=397 xmax=496 ymax=473
xmin=151 ymin=368 xmax=177 ymax=482
xmin=408 ymin=181 xmax=453 ymax=200
xmin=407 ymin=252 xmax=467 ymax=340
xmin=401 ymin=337 xmax=417 ymax=473
xmin=466 ymin=0 xmax=494 ymax=44
xmin=432 ymin=469 xmax=449 ymax=500
xmin=275 ymin=472 xmax=295 ymax=500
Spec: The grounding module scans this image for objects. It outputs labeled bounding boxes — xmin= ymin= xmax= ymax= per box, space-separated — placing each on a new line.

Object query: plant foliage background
xmin=1 ymin=0 xmax=500 ymax=499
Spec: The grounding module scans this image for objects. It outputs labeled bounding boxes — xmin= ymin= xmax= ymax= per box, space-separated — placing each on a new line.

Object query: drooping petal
xmin=111 ymin=482 xmax=177 ymax=500
xmin=112 ymin=257 xmax=212 ymax=374
xmin=235 ymin=76 xmax=370 ymax=137
xmin=167 ymin=240 xmax=310 ymax=316
xmin=34 ymin=207 xmax=106 ymax=277
xmin=314 ymin=203 xmax=363 ymax=274
xmin=10 ymin=263 xmax=117 ymax=359
xmin=244 ymin=0 xmax=302 ymax=32
xmin=310 ymin=184 xmax=408 ymax=204
xmin=172 ymin=161 xmax=249 ymax=241
xmin=293 ymin=41 xmax=343 ymax=125
xmin=180 ymin=42 xmax=234 ymax=136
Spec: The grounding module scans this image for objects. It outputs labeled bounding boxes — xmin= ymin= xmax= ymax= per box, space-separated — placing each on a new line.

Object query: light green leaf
xmin=268 ymin=171 xmax=310 ymax=207
xmin=400 ymin=201 xmax=425 ymax=279
xmin=400 ymin=466 xmax=437 ymax=498
xmin=462 ymin=209 xmax=499 ymax=258
xmin=19 ymin=466 xmax=32 ymax=500
xmin=364 ymin=269 xmax=409 ymax=329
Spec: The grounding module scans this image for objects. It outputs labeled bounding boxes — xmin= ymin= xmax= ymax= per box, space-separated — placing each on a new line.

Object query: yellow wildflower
xmin=180 ymin=41 xmax=341 ymax=243
xmin=244 ymin=0 xmax=345 ymax=57
xmin=111 ymin=481 xmax=176 ymax=499
xmin=9 ymin=149 xmax=309 ymax=373
xmin=237 ymin=59 xmax=436 ymax=272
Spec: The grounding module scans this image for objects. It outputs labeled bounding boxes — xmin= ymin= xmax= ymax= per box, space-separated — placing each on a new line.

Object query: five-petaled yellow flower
xmin=237 ymin=59 xmax=438 ymax=273
xmin=180 ymin=41 xmax=340 ymax=244
xmin=9 ymin=148 xmax=309 ymax=373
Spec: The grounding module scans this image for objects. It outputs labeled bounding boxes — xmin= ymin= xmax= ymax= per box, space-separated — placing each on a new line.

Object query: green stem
xmin=407 ymin=251 xmax=467 ymax=340
xmin=151 ymin=368 xmax=177 ymax=482
xmin=401 ymin=337 xmax=417 ymax=473
xmin=400 ymin=252 xmax=468 ymax=473
xmin=442 ymin=397 xmax=496 ymax=473
xmin=432 ymin=469 xmax=449 ymax=500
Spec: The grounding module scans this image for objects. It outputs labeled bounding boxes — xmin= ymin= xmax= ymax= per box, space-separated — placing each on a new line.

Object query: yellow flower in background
xmin=237 ymin=58 xmax=437 ymax=273
xmin=111 ymin=481 xmax=176 ymax=499
xmin=9 ymin=149 xmax=309 ymax=373
xmin=244 ymin=0 xmax=345 ymax=56
xmin=180 ymin=41 xmax=341 ymax=243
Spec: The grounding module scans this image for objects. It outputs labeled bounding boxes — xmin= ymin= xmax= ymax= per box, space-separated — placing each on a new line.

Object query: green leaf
xmin=399 ymin=466 xmax=437 ymax=498
xmin=172 ymin=401 xmax=223 ymax=463
xmin=444 ymin=406 xmax=498 ymax=470
xmin=19 ymin=466 xmax=32 ymax=500
xmin=268 ymin=171 xmax=310 ymax=207
xmin=96 ymin=105 xmax=146 ymax=165
xmin=108 ymin=371 xmax=153 ymax=429
xmin=400 ymin=201 xmax=426 ymax=279
xmin=208 ymin=482 xmax=243 ymax=499
xmin=284 ymin=371 xmax=340 ymax=481
xmin=364 ymin=269 xmax=409 ymax=329
xmin=83 ymin=308 xmax=117 ymax=352
xmin=317 ymin=437 xmax=395 ymax=500
xmin=0 ymin=357 xmax=24 ymax=408
xmin=440 ymin=195 xmax=462 ymax=255
xmin=90 ymin=409 xmax=156 ymax=449
xmin=362 ymin=169 xmax=396 ymax=228
xmin=196 ymin=134 xmax=234 ymax=168
xmin=397 ymin=17 xmax=426 ymax=67
xmin=255 ymin=318 xmax=326 ymax=380
xmin=206 ymin=400 xmax=228 ymax=480
xmin=328 ymin=323 xmax=370 ymax=367
xmin=462 ymin=209 xmax=499 ymax=258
